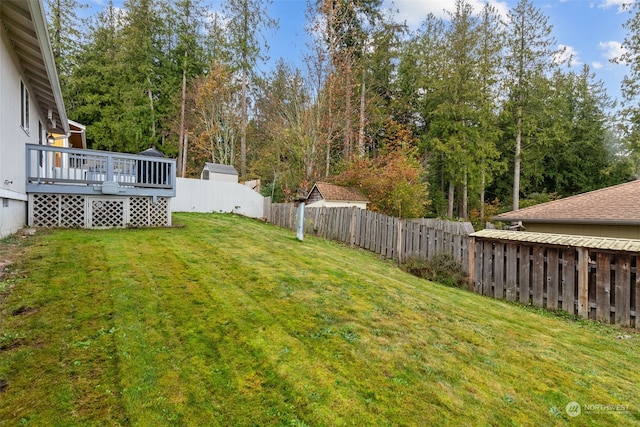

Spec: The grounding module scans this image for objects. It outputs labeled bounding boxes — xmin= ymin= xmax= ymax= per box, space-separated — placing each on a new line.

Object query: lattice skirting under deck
xmin=28 ymin=194 xmax=171 ymax=229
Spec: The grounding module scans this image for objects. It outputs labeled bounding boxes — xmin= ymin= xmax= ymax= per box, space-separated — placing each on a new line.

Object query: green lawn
xmin=1 ymin=212 xmax=639 ymax=426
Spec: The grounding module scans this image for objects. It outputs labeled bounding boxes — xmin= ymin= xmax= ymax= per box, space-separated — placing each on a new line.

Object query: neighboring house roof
xmin=309 ymin=182 xmax=369 ymax=203
xmin=0 ymin=0 xmax=69 ymax=134
xmin=493 ymin=180 xmax=640 ymax=225
xmin=203 ymin=163 xmax=238 ymax=175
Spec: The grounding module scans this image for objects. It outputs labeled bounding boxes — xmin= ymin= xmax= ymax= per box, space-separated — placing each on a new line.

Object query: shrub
xmin=401 ymin=254 xmax=467 ymax=288
xmin=332 ymin=149 xmax=430 ymax=218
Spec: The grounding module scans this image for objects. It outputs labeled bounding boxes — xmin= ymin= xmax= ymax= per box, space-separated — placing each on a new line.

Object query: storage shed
xmin=306 ymin=182 xmax=369 ymax=209
xmin=201 ymin=163 xmax=238 ymax=183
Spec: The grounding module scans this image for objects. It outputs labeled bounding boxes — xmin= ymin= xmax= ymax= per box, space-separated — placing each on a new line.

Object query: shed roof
xmin=203 ymin=163 xmax=238 ymax=175
xmin=493 ymin=180 xmax=640 ymax=225
xmin=471 ymin=229 xmax=640 ymax=252
xmin=0 ymin=0 xmax=68 ymax=134
xmin=139 ymin=147 xmax=165 ymax=157
xmin=310 ymin=182 xmax=369 ymax=203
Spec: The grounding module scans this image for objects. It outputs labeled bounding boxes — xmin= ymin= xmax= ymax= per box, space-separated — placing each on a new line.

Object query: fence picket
xmin=547 ymin=248 xmax=559 ymax=310
xmin=615 ymin=255 xmax=631 ymax=327
xmin=474 ymin=240 xmax=483 ymax=294
xmin=562 ymin=249 xmax=576 ymax=314
xmin=494 ymin=242 xmax=504 ymax=299
xmin=482 ymin=241 xmax=493 ymax=297
xmin=505 ymin=244 xmax=518 ymax=301
xmin=532 ymin=247 xmax=545 ymax=307
xmin=596 ymin=253 xmax=611 ymax=323
xmin=519 ymin=247 xmax=531 ymax=304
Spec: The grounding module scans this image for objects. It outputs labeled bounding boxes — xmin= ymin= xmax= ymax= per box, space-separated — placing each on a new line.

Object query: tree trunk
xmin=480 ymin=169 xmax=486 ymax=224
xmin=513 ymin=107 xmax=522 ymax=211
xmin=181 ymin=132 xmax=188 ymax=178
xmin=462 ymin=169 xmax=468 ymax=219
xmin=447 ymin=173 xmax=455 ymax=218
xmin=177 ymin=52 xmax=188 ymax=177
xmin=147 ymin=77 xmax=156 ymax=140
xmin=357 ymin=63 xmax=366 ymax=158
xmin=344 ymin=55 xmax=353 ymax=160
xmin=240 ymin=65 xmax=247 ymax=178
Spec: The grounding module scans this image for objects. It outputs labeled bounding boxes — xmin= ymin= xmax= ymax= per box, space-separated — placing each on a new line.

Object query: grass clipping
xmin=400 ymin=254 xmax=468 ymax=288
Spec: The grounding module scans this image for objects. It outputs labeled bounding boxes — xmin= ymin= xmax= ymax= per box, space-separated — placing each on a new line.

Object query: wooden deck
xmin=25 ymin=144 xmax=176 ymax=197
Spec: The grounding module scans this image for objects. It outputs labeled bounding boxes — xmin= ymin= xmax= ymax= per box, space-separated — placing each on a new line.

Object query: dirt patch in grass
xmin=11 ymin=306 xmax=39 ymax=316
xmin=0 ymin=228 xmax=39 ymax=282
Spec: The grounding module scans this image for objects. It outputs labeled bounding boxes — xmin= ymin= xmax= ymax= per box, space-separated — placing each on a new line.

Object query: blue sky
xmin=267 ymin=0 xmax=633 ymax=105
xmin=86 ymin=0 xmax=633 ymax=105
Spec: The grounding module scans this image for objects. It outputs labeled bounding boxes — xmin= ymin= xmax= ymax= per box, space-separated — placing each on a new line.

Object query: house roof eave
xmin=29 ymin=0 xmax=68 ymax=134
xmin=1 ymin=0 xmax=69 ymax=135
xmin=492 ymin=216 xmax=640 ymax=226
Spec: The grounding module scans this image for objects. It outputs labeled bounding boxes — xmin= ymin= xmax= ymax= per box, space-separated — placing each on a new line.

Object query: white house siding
xmin=0 ymin=199 xmax=27 ymax=238
xmin=172 ymin=178 xmax=266 ymax=218
xmin=306 ymin=200 xmax=367 ymax=209
xmin=0 ymin=30 xmax=46 ymax=238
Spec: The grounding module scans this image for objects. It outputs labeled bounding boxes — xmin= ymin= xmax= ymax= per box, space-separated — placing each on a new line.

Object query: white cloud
xmin=599 ymin=40 xmax=626 ymax=62
xmin=555 ymin=44 xmax=581 ymax=67
xmin=383 ymin=0 xmax=509 ymax=29
xmin=598 ymin=0 xmax=632 ymax=13
xmin=592 ymin=61 xmax=603 ymax=69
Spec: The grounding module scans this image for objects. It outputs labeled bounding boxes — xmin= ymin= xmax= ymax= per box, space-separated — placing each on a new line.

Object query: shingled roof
xmin=309 ymin=182 xmax=369 ymax=203
xmin=493 ymin=180 xmax=640 ymax=225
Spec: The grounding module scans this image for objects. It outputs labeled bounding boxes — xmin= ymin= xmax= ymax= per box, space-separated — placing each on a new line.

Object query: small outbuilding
xmin=201 ymin=163 xmax=238 ymax=183
xmin=306 ymin=182 xmax=369 ymax=209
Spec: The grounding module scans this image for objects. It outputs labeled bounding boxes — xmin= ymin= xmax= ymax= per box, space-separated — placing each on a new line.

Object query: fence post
xmin=577 ymin=247 xmax=590 ymax=319
xmin=396 ymin=219 xmax=404 ymax=263
xmin=263 ymin=196 xmax=271 ymax=221
xmin=349 ymin=207 xmax=357 ymax=247
xmin=467 ymin=235 xmax=475 ymax=291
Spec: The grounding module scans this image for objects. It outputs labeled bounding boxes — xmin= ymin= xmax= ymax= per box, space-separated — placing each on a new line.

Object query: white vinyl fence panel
xmin=172 ymin=178 xmax=266 ymax=218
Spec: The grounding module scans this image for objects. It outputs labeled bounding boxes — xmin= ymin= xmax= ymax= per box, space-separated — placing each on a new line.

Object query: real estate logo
xmin=566 ymin=401 xmax=581 ymax=417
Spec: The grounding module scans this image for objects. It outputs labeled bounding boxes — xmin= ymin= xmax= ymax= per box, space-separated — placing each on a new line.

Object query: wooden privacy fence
xmin=269 ymin=204 xmax=640 ymax=328
xmin=471 ymin=229 xmax=640 ymax=328
xmin=268 ymin=204 xmax=474 ymax=270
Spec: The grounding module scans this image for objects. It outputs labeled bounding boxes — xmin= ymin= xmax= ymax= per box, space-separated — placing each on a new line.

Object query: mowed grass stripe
xmin=0 ymin=212 xmax=639 ymax=426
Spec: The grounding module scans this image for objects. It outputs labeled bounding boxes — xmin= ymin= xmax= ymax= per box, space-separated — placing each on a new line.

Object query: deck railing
xmin=26 ymin=144 xmax=176 ymax=197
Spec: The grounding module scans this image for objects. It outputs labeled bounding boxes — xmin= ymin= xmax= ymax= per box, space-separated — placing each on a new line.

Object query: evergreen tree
xmin=168 ymin=0 xmax=208 ymax=176
xmin=116 ymin=0 xmax=166 ymax=152
xmin=46 ymin=0 xmax=87 ymax=103
xmin=502 ymin=0 xmax=559 ymax=211
xmin=222 ymin=0 xmax=278 ymax=178
xmin=474 ymin=3 xmax=505 ymax=222
xmin=427 ymin=0 xmax=481 ymax=218
xmin=68 ymin=1 xmax=122 ymax=149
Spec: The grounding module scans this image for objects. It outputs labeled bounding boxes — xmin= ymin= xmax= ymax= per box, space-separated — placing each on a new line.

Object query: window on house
xmin=21 ymin=80 xmax=30 ymax=133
